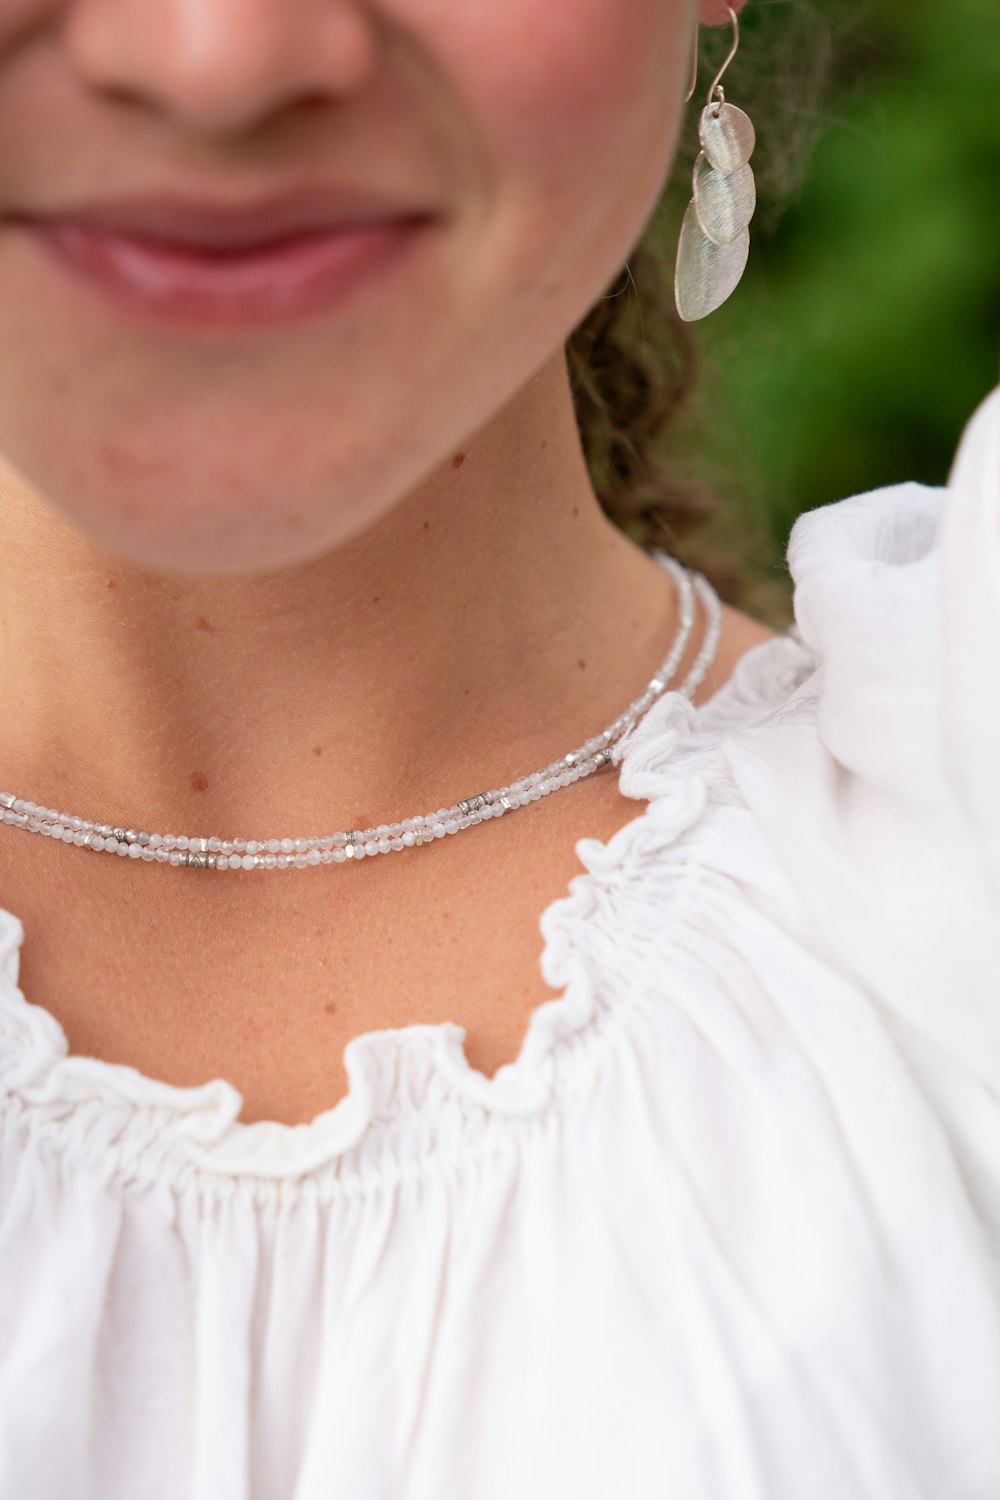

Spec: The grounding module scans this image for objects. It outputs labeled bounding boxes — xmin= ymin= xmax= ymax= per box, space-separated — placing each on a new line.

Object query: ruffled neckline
xmin=0 ymin=625 xmax=817 ymax=1183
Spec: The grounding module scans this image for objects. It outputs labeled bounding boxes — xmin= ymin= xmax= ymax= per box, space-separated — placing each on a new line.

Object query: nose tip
xmin=64 ymin=0 xmax=378 ymax=137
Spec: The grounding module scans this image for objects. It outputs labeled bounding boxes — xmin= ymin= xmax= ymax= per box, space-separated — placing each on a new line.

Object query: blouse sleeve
xmin=719 ymin=383 xmax=1000 ymax=1163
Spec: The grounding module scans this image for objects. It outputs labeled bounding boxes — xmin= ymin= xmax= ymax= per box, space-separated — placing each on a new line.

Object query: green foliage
xmin=661 ymin=0 xmax=1000 ymax=595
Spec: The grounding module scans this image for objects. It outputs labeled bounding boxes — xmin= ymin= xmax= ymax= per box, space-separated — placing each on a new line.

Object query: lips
xmin=11 ymin=185 xmax=439 ymax=246
xmin=8 ymin=191 xmax=439 ymax=331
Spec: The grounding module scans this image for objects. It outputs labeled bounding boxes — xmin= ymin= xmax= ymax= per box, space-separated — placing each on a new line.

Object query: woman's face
xmin=0 ymin=0 xmax=699 ymax=576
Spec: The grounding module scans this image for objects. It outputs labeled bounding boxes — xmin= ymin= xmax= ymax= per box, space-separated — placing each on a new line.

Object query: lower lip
xmin=15 ymin=214 xmax=434 ymax=332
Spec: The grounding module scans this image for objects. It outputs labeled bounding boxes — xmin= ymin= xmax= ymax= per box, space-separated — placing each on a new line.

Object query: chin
xmin=61 ymin=497 xmax=361 ymax=580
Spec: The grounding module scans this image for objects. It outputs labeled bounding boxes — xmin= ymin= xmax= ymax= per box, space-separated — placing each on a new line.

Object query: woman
xmin=0 ymin=0 xmax=997 ymax=1496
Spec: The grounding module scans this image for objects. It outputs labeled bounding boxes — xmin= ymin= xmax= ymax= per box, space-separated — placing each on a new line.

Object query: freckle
xmin=463 ymin=686 xmax=470 ymax=696
xmin=571 ymin=506 xmax=578 ymax=517
xmin=190 ymin=771 xmax=209 ymax=792
xmin=195 ymin=616 xmax=214 ymax=633
xmin=422 ymin=520 xmax=430 ymax=530
xmin=312 ymin=745 xmax=323 ymax=757
xmin=541 ymin=440 xmax=548 ymax=450
xmin=371 ymin=596 xmax=380 ymax=606
xmin=451 ymin=451 xmax=466 ymax=469
xmin=324 ymin=1001 xmax=337 ymax=1016
xmin=107 ymin=578 xmax=118 ymax=590
xmin=577 ymin=659 xmax=586 ymax=671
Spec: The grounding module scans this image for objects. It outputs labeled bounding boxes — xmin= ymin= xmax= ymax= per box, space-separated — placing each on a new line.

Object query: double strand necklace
xmin=0 ymin=551 xmax=721 ymax=873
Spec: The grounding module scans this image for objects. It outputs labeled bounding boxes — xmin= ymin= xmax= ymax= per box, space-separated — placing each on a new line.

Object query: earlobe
xmin=698 ymin=0 xmax=749 ymax=26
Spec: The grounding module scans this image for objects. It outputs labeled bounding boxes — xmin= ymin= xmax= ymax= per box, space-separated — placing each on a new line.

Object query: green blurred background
xmin=647 ymin=0 xmax=1000 ymax=620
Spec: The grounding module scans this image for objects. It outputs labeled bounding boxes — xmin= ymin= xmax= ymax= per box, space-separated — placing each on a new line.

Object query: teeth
xmin=95 ymin=229 xmax=359 ymax=298
xmin=101 ymin=236 xmax=177 ymax=294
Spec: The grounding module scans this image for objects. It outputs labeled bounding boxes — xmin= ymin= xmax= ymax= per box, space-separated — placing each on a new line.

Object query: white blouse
xmin=1 ymin=386 xmax=999 ymax=1500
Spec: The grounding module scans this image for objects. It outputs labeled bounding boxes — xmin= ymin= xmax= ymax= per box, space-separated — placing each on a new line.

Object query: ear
xmin=698 ymin=0 xmax=748 ymax=25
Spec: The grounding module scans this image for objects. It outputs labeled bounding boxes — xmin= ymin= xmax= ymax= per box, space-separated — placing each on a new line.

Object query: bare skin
xmin=0 ymin=590 xmax=777 ymax=1127
xmin=0 ymin=0 xmax=760 ymax=1124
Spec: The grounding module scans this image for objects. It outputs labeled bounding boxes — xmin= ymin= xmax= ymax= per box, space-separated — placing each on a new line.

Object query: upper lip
xmin=8 ymin=187 xmax=437 ymax=249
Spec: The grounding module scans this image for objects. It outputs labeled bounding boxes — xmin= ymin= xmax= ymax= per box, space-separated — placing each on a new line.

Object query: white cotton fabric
xmin=2 ymin=387 xmax=1000 ymax=1500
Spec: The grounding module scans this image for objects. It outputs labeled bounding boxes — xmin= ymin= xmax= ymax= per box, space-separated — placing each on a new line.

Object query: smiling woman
xmin=0 ymin=2 xmax=998 ymax=1499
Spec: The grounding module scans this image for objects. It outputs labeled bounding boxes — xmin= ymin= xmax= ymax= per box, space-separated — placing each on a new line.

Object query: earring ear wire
xmin=706 ymin=6 xmax=741 ymax=108
xmin=674 ymin=4 xmax=757 ymax=323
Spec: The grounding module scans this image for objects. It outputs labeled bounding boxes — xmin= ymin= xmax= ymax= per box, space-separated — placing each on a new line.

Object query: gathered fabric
xmin=1 ymin=387 xmax=999 ymax=1500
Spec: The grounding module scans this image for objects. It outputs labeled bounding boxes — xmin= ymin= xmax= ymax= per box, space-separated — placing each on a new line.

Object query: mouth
xmin=8 ymin=204 xmax=439 ymax=333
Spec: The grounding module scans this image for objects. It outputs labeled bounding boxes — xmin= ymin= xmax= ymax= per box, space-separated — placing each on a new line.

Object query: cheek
xmin=425 ymin=0 xmax=690 ymax=315
xmin=441 ymin=0 xmax=687 ymax=189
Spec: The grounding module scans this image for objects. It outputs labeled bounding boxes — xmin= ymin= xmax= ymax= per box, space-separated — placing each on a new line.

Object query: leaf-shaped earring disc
xmin=699 ymin=102 xmax=755 ymax=174
xmin=693 ymin=155 xmax=756 ymax=246
xmin=675 ymin=200 xmax=750 ymax=322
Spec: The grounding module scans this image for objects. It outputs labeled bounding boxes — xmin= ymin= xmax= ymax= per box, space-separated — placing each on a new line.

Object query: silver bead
xmin=180 ymin=850 xmax=213 ymax=869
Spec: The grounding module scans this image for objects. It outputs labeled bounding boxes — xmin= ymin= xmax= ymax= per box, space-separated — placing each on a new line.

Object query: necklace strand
xmin=0 ymin=550 xmax=721 ymax=872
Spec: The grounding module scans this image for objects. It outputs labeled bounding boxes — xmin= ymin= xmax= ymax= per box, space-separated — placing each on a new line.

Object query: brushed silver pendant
xmin=675 ymin=201 xmax=750 ymax=323
xmin=693 ymin=155 xmax=756 ymax=246
xmin=675 ymin=95 xmax=757 ymax=321
xmin=699 ymin=102 xmax=756 ymax=174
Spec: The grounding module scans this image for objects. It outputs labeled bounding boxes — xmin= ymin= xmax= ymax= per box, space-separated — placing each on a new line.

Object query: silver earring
xmin=674 ymin=6 xmax=757 ymax=323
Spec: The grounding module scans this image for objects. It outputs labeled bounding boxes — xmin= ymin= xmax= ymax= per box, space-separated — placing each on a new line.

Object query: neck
xmin=0 ymin=352 xmax=680 ymax=841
